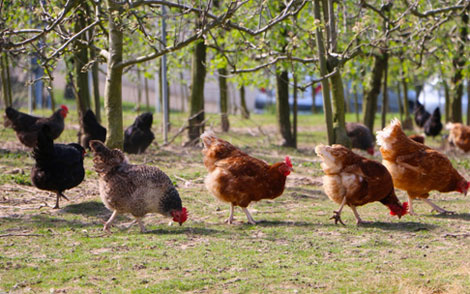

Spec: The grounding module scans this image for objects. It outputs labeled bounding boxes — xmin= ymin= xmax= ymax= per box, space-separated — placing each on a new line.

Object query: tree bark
xmin=144 ymin=76 xmax=150 ymax=112
xmin=450 ymin=11 xmax=468 ymax=123
xmin=1 ymin=53 xmax=10 ymax=107
xmin=218 ymin=67 xmax=229 ymax=132
xmin=3 ymin=53 xmax=12 ymax=106
xmin=381 ymin=52 xmax=389 ymax=129
xmin=314 ymin=0 xmax=334 ymax=145
xmin=74 ymin=8 xmax=90 ymax=116
xmin=90 ymin=46 xmax=101 ymax=122
xmin=240 ymin=84 xmax=249 ymax=119
xmin=363 ymin=53 xmax=386 ymax=132
xmin=354 ymin=84 xmax=359 ymax=122
xmin=396 ymin=82 xmax=403 ymax=122
xmin=292 ymin=73 xmax=298 ymax=148
xmin=136 ymin=68 xmax=142 ymax=112
xmin=467 ymin=77 xmax=470 ymax=125
xmin=104 ymin=0 xmax=124 ymax=149
xmin=329 ymin=69 xmax=350 ymax=147
xmin=400 ymin=62 xmax=413 ymax=130
xmin=187 ymin=40 xmax=206 ymax=144
xmin=276 ymin=70 xmax=294 ymax=147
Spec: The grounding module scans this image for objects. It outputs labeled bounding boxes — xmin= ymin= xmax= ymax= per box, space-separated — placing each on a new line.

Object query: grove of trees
xmin=1 ymin=0 xmax=469 ymax=148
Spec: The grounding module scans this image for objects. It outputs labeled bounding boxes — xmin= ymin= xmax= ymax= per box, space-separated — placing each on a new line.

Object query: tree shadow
xmin=427 ymin=213 xmax=470 ymax=221
xmin=358 ymin=221 xmax=437 ymax=232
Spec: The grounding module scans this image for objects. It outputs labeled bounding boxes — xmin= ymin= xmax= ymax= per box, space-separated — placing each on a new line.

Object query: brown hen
xmin=200 ymin=131 xmax=293 ymax=224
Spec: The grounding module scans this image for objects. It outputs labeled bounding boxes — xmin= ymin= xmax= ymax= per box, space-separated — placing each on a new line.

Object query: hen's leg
xmin=53 ymin=192 xmax=69 ymax=209
xmin=242 ymin=207 xmax=257 ymax=224
xmin=422 ymin=198 xmax=455 ymax=214
xmin=330 ymin=197 xmax=347 ymax=225
xmin=350 ymin=205 xmax=366 ymax=225
xmin=225 ymin=203 xmax=235 ymax=224
xmin=104 ymin=210 xmax=118 ymax=232
xmin=135 ymin=218 xmax=147 ymax=233
xmin=53 ymin=193 xmax=61 ymax=209
xmin=407 ymin=196 xmax=417 ymax=216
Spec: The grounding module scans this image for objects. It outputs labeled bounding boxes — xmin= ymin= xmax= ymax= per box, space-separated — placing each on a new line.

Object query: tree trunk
xmin=311 ymin=84 xmax=316 ymax=113
xmin=1 ymin=53 xmax=10 ymax=107
xmin=144 ymin=76 xmax=150 ymax=112
xmin=354 ymin=84 xmax=359 ymax=122
xmin=240 ymin=84 xmax=249 ymax=119
xmin=292 ymin=73 xmax=298 ymax=148
xmin=136 ymin=68 xmax=142 ymax=112
xmin=276 ymin=70 xmax=294 ymax=147
xmin=363 ymin=53 xmax=386 ymax=132
xmin=329 ymin=69 xmax=350 ymax=147
xmin=187 ymin=40 xmax=206 ymax=144
xmin=450 ymin=10 xmax=468 ymax=123
xmin=3 ymin=53 xmax=12 ymax=106
xmin=396 ymin=82 xmax=403 ymax=122
xmin=90 ymin=46 xmax=101 ymax=122
xmin=104 ymin=0 xmax=124 ymax=149
xmin=74 ymin=8 xmax=90 ymax=116
xmin=381 ymin=52 xmax=389 ymax=129
xmin=444 ymin=79 xmax=450 ymax=123
xmin=400 ymin=70 xmax=413 ymax=130
xmin=314 ymin=0 xmax=334 ymax=145
xmin=467 ymin=77 xmax=470 ymax=125
xmin=218 ymin=67 xmax=229 ymax=132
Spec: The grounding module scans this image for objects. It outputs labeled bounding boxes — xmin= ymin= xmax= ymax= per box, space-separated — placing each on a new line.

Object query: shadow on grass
xmin=427 ymin=212 xmax=470 ymax=221
xmin=1 ymin=214 xmax=104 ymax=229
xmin=62 ymin=201 xmax=110 ymax=217
xmin=145 ymin=227 xmax=224 ymax=236
xmin=358 ymin=221 xmax=437 ymax=232
xmin=254 ymin=220 xmax=316 ymax=227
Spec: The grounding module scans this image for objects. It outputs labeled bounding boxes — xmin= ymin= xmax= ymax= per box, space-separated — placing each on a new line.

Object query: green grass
xmin=1 ymin=106 xmax=470 ymax=293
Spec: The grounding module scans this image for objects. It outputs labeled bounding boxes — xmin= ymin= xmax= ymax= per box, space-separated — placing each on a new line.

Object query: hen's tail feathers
xmin=33 ymin=125 xmax=54 ymax=160
xmin=376 ymin=118 xmax=401 ymax=148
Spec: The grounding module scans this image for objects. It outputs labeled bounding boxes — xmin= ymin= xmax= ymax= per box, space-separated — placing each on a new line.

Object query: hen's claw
xmin=330 ymin=211 xmax=345 ymax=226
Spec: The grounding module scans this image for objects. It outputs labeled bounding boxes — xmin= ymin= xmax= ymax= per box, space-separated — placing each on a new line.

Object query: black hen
xmin=31 ymin=125 xmax=86 ymax=209
xmin=123 ymin=112 xmax=155 ymax=154
xmin=424 ymin=107 xmax=443 ymax=137
xmin=346 ymin=122 xmax=374 ymax=155
xmin=78 ymin=109 xmax=107 ymax=149
xmin=413 ymin=100 xmax=431 ymax=128
xmin=4 ymin=105 xmax=68 ymax=147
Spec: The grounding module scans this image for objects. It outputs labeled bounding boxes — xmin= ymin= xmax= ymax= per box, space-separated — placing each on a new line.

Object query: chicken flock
xmin=3 ymin=102 xmax=470 ymax=232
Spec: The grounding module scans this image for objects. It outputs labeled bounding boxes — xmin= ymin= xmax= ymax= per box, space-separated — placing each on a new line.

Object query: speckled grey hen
xmin=89 ymin=140 xmax=187 ymax=233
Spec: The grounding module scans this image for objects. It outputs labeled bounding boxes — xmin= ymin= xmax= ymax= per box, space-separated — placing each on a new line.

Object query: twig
xmin=0 ymin=233 xmax=43 ymax=238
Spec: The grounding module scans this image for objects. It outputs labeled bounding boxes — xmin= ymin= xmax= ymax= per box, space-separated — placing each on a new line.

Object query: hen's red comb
xmin=61 ymin=105 xmax=69 ymax=112
xmin=285 ymin=156 xmax=292 ymax=168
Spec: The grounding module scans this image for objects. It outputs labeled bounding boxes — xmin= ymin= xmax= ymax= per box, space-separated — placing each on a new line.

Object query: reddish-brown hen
xmin=446 ymin=122 xmax=470 ymax=153
xmin=377 ymin=119 xmax=469 ymax=215
xmin=200 ymin=131 xmax=293 ymax=224
xmin=315 ymin=144 xmax=408 ymax=225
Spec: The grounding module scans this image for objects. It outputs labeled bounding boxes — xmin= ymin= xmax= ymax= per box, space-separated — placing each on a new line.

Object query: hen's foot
xmin=246 ymin=219 xmax=257 ymax=225
xmin=431 ymin=208 xmax=455 ymax=215
xmin=330 ymin=211 xmax=345 ymax=226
